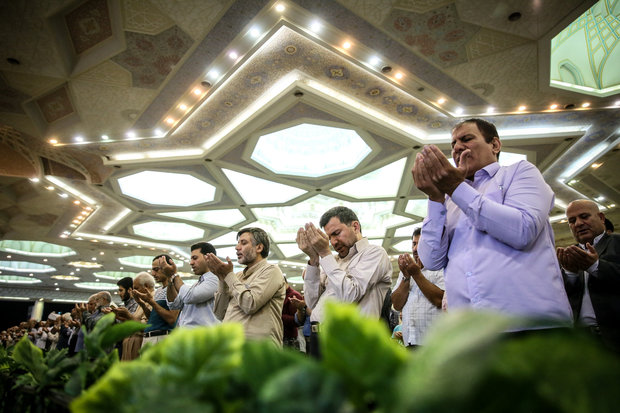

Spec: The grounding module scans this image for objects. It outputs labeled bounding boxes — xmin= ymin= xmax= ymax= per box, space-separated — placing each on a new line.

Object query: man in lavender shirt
xmin=412 ymin=118 xmax=572 ymax=330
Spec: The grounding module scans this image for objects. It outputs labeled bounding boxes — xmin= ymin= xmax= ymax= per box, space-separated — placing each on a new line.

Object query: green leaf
xmin=99 ymin=321 xmax=146 ymax=350
xmin=12 ymin=336 xmax=46 ymax=383
xmin=238 ymin=339 xmax=308 ymax=394
xmin=320 ymin=302 xmax=408 ymax=412
xmin=259 ymin=362 xmax=346 ymax=413
xmin=73 ymin=323 xmax=245 ymax=413
xmin=396 ymin=311 xmax=620 ymax=413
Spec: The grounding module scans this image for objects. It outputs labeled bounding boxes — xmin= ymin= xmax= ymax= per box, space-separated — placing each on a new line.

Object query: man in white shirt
xmin=297 ymin=206 xmax=392 ymax=357
xmin=161 ymin=242 xmax=220 ymax=328
xmin=392 ymin=228 xmax=444 ymax=348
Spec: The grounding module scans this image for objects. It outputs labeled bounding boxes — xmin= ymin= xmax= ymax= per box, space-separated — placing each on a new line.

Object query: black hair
xmin=190 ymin=242 xmax=216 ymax=255
xmin=153 ymin=254 xmax=173 ymax=264
xmin=237 ymin=227 xmax=270 ymax=258
xmin=412 ymin=227 xmax=422 ymax=239
xmin=116 ymin=276 xmax=133 ymax=290
xmin=452 ymin=118 xmax=501 ymax=160
xmin=605 ymin=218 xmax=614 ymax=233
xmin=319 ymin=206 xmax=361 ymax=231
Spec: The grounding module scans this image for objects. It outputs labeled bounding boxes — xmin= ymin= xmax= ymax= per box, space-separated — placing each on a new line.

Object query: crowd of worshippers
xmin=2 ymin=118 xmax=619 ymax=358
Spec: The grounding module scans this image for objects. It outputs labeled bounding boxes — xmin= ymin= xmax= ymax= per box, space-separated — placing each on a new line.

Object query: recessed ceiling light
xmin=550 ymin=104 xmax=558 ymax=109
xmin=275 ymin=4 xmax=285 ymax=12
xmin=486 ymin=107 xmax=495 ymax=113
xmin=49 ymin=139 xmax=58 ymax=144
xmin=615 ymin=100 xmax=620 ymax=106
xmin=228 ymin=51 xmax=238 ymax=59
xmin=582 ymin=102 xmax=590 ymax=108
xmin=101 ymin=135 xmax=109 ymax=140
xmin=193 ymin=88 xmax=203 ymax=95
xmin=249 ymin=27 xmax=260 ymax=38
xmin=154 ymin=128 xmax=164 ymax=137
xmin=30 ymin=177 xmax=40 ymax=183
xmin=455 ymin=107 xmax=464 ymax=115
xmin=368 ymin=56 xmax=380 ymax=66
xmin=46 ymin=186 xmax=55 ymax=191
xmin=437 ymin=98 xmax=446 ymax=104
xmin=342 ymin=41 xmax=351 ymax=49
xmin=518 ymin=105 xmax=526 ymax=111
xmin=74 ymin=136 xmax=84 ymax=143
xmin=179 ymin=104 xmax=187 ymax=111
xmin=59 ymin=193 xmax=68 ymax=198
xmin=99 ymin=252 xmax=104 ymax=255
xmin=126 ymin=131 xmax=136 ymax=138
xmin=310 ymin=21 xmax=322 ymax=32
xmin=166 ymin=118 xmax=175 ymax=124
xmin=395 ymin=72 xmax=403 ymax=79
xmin=591 ymin=162 xmax=603 ymax=169
xmin=73 ymin=200 xmax=80 ymax=205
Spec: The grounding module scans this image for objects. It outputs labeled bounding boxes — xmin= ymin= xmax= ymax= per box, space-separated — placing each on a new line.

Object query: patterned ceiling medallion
xmin=35 ymin=85 xmax=75 ymax=123
xmin=65 ymin=0 xmax=113 ymax=55
xmin=284 ymin=45 xmax=297 ymax=54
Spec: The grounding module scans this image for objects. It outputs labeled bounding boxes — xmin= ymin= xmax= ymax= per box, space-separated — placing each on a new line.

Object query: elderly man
xmin=160 ymin=242 xmax=220 ymax=328
xmin=297 ymin=206 xmax=392 ymax=357
xmin=133 ymin=256 xmax=179 ymax=346
xmin=557 ymin=199 xmax=620 ymax=351
xmin=413 ymin=118 xmax=572 ymax=330
xmin=207 ymin=227 xmax=285 ymax=347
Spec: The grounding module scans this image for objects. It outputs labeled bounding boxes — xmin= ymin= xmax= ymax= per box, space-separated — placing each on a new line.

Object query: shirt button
xmin=465 ymin=272 xmax=472 ymax=277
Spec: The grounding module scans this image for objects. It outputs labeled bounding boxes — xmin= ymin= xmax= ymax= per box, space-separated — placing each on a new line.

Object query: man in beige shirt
xmin=207 ymin=227 xmax=286 ymax=347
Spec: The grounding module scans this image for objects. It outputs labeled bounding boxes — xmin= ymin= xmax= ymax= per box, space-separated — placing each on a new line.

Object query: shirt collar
xmin=242 ymin=258 xmax=268 ymax=278
xmin=468 ymin=162 xmax=500 ymax=183
xmin=340 ymin=237 xmax=369 ymax=261
xmin=579 ymin=231 xmax=605 ymax=249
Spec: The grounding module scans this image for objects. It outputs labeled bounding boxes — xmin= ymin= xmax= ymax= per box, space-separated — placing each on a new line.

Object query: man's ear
xmin=256 ymin=243 xmax=264 ymax=254
xmin=352 ymin=221 xmax=361 ymax=234
xmin=492 ymin=136 xmax=501 ymax=156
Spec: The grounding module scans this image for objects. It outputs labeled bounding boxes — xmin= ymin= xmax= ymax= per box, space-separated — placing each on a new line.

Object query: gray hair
xmin=134 ymin=271 xmax=155 ymax=289
xmin=98 ymin=291 xmax=112 ymax=306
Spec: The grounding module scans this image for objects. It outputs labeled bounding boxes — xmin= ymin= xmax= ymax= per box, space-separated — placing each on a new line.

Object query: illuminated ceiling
xmin=550 ymin=0 xmax=620 ymax=96
xmin=0 ymin=0 xmax=619 ymax=305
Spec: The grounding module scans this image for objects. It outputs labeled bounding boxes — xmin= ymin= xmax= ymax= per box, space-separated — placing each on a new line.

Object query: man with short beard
xmin=117 ymin=276 xmax=138 ymax=314
xmin=159 ymin=242 xmax=220 ymax=328
xmin=296 ymin=206 xmax=392 ymax=357
xmin=207 ymin=227 xmax=286 ymax=347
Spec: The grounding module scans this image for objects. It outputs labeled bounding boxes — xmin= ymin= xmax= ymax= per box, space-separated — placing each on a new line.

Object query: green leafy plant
xmin=70 ymin=305 xmax=620 ymax=413
xmin=1 ymin=313 xmax=145 ymax=412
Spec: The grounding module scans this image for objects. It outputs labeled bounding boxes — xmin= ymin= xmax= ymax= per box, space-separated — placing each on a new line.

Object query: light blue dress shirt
xmin=167 ymin=272 xmax=220 ymax=327
xmin=419 ymin=161 xmax=572 ymax=329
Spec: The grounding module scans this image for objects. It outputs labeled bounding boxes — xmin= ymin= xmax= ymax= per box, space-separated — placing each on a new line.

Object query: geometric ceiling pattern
xmin=0 ymin=0 xmax=619 ymax=304
xmin=550 ymin=0 xmax=620 ymax=96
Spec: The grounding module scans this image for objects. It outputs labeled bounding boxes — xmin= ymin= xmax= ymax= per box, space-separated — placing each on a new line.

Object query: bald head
xmin=566 ymin=199 xmax=606 ymax=245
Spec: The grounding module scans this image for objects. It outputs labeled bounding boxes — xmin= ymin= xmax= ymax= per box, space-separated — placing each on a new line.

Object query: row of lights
xmin=48 ymin=129 xmax=166 ymax=146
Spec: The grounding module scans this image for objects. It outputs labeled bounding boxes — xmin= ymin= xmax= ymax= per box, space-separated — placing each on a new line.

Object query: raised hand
xmin=412 ymin=152 xmax=445 ymax=203
xmin=205 ymin=253 xmax=234 ymax=279
xmin=304 ymin=222 xmax=331 ymax=257
xmin=296 ymin=226 xmax=319 ymax=263
xmin=398 ymin=253 xmax=421 ymax=278
xmin=158 ymin=255 xmax=177 ymax=278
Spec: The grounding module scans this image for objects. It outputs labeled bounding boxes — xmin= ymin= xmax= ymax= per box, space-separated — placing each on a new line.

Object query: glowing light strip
xmin=426 ymin=126 xmax=586 ymax=142
xmin=102 ymin=208 xmax=132 ymax=232
xmin=0 ymin=296 xmax=31 ymax=300
xmin=45 ymin=176 xmax=97 ymax=205
xmin=550 ymin=80 xmax=620 ymax=96
xmin=202 ymin=72 xmax=301 ymax=150
xmin=559 ymin=142 xmax=608 ymax=180
xmin=73 ymin=232 xmax=189 ymax=259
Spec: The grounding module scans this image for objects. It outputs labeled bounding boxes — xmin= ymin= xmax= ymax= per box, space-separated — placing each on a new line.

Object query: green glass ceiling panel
xmin=0 ymin=240 xmax=76 ymax=257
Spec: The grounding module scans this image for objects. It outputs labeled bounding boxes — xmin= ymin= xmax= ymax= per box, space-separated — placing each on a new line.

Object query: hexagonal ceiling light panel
xmin=331 ymin=158 xmax=407 ymax=199
xmin=251 ymin=194 xmax=410 ymax=242
xmin=222 ymin=169 xmax=306 ymax=204
xmin=251 ymin=123 xmax=372 ymax=177
xmin=0 ymin=261 xmax=56 ymax=273
xmin=158 ymin=209 xmax=246 ymax=227
xmin=132 ymin=221 xmax=204 ymax=242
xmin=117 ymin=171 xmax=216 ymax=207
xmin=0 ymin=240 xmax=76 ymax=257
